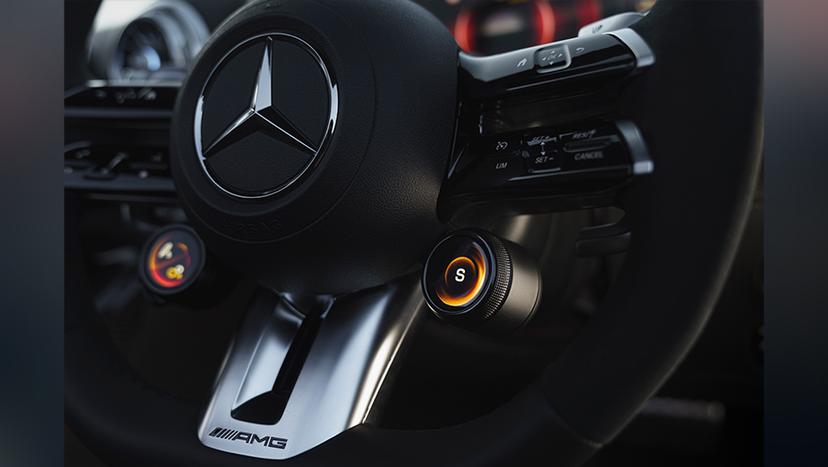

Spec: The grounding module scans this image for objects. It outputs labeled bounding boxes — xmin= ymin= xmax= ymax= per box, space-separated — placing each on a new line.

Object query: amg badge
xmin=208 ymin=427 xmax=288 ymax=449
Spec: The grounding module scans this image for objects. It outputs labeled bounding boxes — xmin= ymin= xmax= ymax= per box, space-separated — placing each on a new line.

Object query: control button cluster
xmin=535 ymin=44 xmax=570 ymax=71
xmin=456 ymin=121 xmax=640 ymax=196
xmin=461 ymin=33 xmax=638 ymax=100
xmin=64 ymin=145 xmax=175 ymax=192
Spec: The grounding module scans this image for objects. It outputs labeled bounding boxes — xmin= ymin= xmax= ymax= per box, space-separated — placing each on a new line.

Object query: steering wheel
xmin=65 ymin=0 xmax=762 ymax=465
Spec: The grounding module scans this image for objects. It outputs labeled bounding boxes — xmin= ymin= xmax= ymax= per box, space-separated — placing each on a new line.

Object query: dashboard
xmin=78 ymin=0 xmax=655 ymax=84
xmin=423 ymin=0 xmax=655 ymax=55
xmin=65 ymin=0 xmax=657 ymax=193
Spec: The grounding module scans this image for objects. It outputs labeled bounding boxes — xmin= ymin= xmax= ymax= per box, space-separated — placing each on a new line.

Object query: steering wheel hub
xmin=170 ymin=0 xmax=459 ymax=294
xmin=194 ymin=32 xmax=337 ymax=199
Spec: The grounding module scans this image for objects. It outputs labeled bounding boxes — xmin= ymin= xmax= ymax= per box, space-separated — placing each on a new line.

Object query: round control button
xmin=141 ymin=225 xmax=205 ymax=295
xmin=423 ymin=233 xmax=494 ymax=314
xmin=438 ymin=252 xmax=486 ymax=307
xmin=422 ymin=230 xmax=541 ymax=333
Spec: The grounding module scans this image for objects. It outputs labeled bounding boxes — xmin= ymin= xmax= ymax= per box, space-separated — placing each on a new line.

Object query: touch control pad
xmin=535 ymin=44 xmax=570 ymax=71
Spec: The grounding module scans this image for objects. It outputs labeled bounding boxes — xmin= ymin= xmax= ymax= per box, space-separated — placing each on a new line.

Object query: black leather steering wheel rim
xmin=65 ymin=0 xmax=762 ymax=465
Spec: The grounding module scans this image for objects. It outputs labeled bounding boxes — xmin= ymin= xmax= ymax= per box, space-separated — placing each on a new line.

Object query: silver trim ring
xmin=607 ymin=28 xmax=655 ymax=69
xmin=193 ymin=33 xmax=339 ymax=199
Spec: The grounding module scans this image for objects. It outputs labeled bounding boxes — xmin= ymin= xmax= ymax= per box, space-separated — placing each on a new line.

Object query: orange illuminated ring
xmin=147 ymin=240 xmax=193 ymax=289
xmin=443 ymin=256 xmax=474 ymax=284
xmin=437 ymin=254 xmax=487 ymax=307
xmin=423 ymin=232 xmax=497 ymax=316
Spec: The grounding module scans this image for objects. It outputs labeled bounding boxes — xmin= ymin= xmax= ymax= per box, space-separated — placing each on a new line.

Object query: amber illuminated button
xmin=438 ymin=254 xmax=486 ymax=307
xmin=423 ymin=233 xmax=493 ymax=314
xmin=423 ymin=230 xmax=541 ymax=332
xmin=140 ymin=225 xmax=205 ymax=295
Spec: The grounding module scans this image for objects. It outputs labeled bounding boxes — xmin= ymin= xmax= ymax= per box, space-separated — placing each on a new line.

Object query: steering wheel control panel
xmin=460 ymin=29 xmax=653 ymax=101
xmin=444 ymin=27 xmax=655 ymax=218
xmin=423 ymin=230 xmax=540 ymax=333
xmin=441 ymin=120 xmax=652 ymax=216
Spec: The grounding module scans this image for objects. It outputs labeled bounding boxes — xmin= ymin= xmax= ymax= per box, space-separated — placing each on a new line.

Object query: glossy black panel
xmin=200 ymin=41 xmax=262 ymax=148
xmin=206 ymin=132 xmax=312 ymax=196
xmin=272 ymin=40 xmax=330 ymax=147
xmin=461 ymin=34 xmax=635 ymax=101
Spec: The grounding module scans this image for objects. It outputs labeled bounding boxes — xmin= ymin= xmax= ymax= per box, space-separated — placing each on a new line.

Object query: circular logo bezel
xmin=193 ymin=32 xmax=339 ymax=199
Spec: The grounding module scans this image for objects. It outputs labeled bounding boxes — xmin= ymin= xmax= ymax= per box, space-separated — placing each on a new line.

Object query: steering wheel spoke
xmin=199 ymin=277 xmax=423 ymax=460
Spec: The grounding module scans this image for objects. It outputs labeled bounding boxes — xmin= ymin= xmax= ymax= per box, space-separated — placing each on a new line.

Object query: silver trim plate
xmin=615 ymin=120 xmax=654 ymax=175
xmin=198 ymin=277 xmax=424 ymax=460
xmin=578 ymin=12 xmax=646 ymax=37
xmin=607 ymin=28 xmax=655 ymax=69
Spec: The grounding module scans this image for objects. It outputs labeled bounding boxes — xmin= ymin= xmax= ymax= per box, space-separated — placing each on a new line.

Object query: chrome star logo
xmin=193 ymin=33 xmax=337 ymax=199
xmin=202 ymin=37 xmax=316 ymax=157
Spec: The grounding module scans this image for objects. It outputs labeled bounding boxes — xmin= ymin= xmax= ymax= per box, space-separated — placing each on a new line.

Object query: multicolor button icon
xmin=141 ymin=225 xmax=204 ymax=294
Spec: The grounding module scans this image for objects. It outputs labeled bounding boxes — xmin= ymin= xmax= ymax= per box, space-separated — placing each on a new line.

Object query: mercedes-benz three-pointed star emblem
xmin=194 ymin=34 xmax=337 ymax=199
